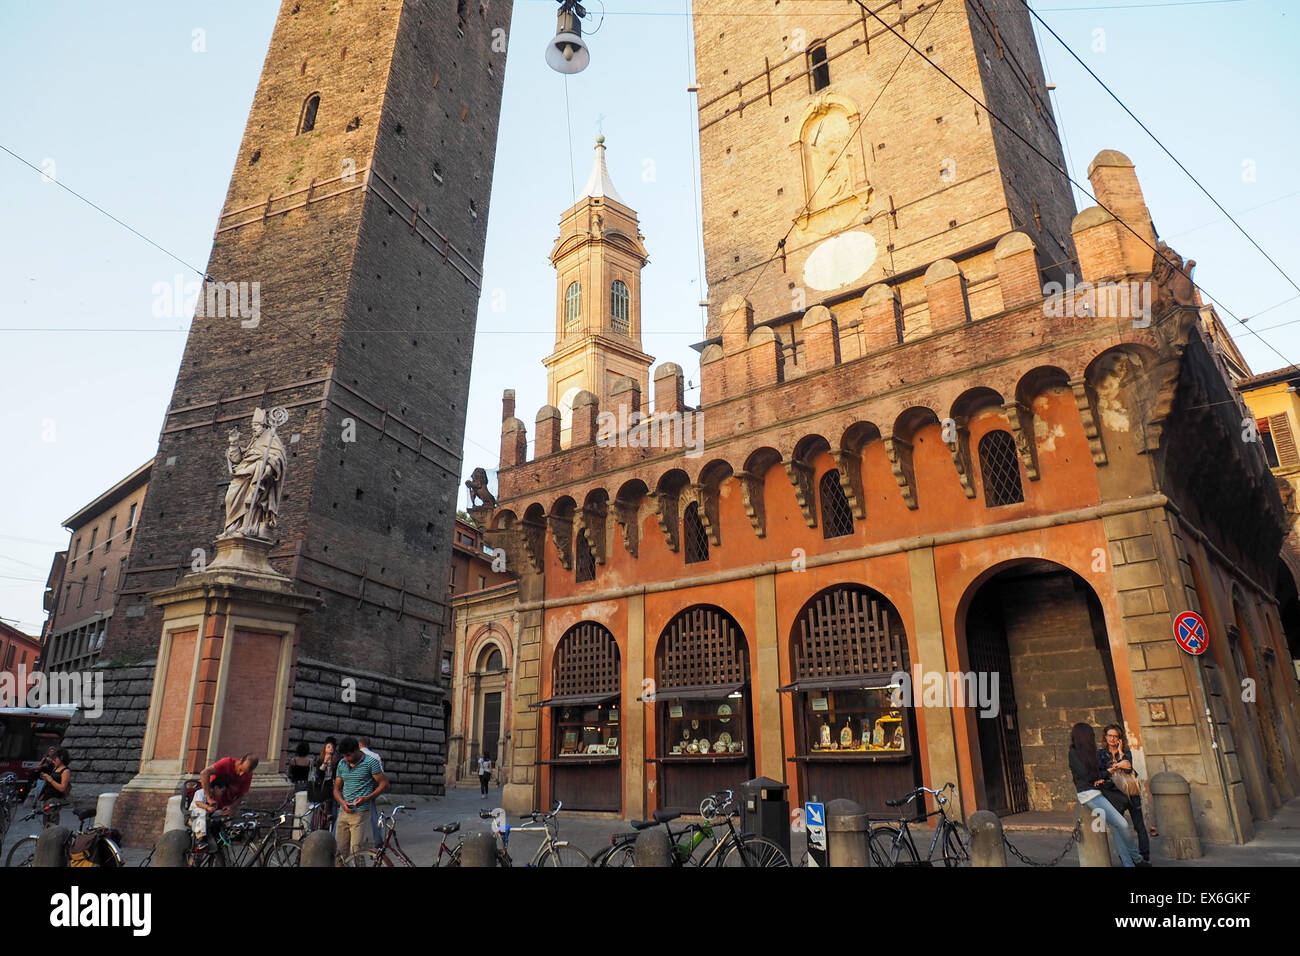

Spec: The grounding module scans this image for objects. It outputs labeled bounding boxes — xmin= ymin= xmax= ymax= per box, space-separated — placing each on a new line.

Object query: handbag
xmin=1110 ymin=768 xmax=1140 ymax=798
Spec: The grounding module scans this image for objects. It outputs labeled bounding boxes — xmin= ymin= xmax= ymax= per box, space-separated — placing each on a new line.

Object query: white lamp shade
xmin=545 ymin=31 xmax=590 ymax=74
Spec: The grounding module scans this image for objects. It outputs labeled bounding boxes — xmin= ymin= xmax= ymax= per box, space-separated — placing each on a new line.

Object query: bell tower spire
xmin=544 ymin=136 xmax=653 ymax=445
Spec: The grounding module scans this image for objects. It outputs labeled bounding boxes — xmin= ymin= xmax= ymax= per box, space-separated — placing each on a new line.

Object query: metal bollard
xmin=967 ymin=810 xmax=1006 ymax=867
xmin=1075 ymin=802 xmax=1113 ymax=867
xmin=826 ymin=799 xmax=870 ymax=867
xmin=163 ymin=794 xmax=185 ymax=834
xmin=34 ymin=826 xmax=71 ymax=867
xmin=1148 ymin=771 xmax=1201 ymax=860
xmin=301 ymin=829 xmax=336 ymax=867
xmin=634 ymin=828 xmax=673 ymax=867
xmin=460 ymin=831 xmax=499 ymax=867
xmin=95 ymin=792 xmax=117 ymax=829
xmin=155 ymin=829 xmax=192 ymax=868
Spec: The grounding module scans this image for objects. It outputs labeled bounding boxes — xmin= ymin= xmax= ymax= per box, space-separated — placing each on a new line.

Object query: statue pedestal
xmin=113 ymin=536 xmax=320 ymax=846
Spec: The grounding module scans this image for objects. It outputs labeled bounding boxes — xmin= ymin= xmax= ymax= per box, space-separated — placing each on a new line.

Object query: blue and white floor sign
xmin=806 ymin=801 xmax=826 ymax=854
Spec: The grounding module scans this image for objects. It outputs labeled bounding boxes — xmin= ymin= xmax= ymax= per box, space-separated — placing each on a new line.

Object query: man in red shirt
xmin=200 ymin=753 xmax=259 ymax=812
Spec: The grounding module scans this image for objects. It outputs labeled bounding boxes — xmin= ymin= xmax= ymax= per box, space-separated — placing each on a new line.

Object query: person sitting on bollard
xmin=1068 ymin=723 xmax=1147 ymax=867
xmin=1099 ymin=723 xmax=1150 ymax=863
xmin=189 ymin=782 xmax=225 ymax=850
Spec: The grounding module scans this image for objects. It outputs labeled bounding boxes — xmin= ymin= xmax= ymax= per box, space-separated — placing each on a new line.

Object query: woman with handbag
xmin=1068 ymin=723 xmax=1146 ymax=867
xmin=1099 ymin=723 xmax=1151 ymax=862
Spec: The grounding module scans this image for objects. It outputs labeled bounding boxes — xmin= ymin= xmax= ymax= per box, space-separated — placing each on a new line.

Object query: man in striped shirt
xmin=333 ymin=737 xmax=388 ymax=858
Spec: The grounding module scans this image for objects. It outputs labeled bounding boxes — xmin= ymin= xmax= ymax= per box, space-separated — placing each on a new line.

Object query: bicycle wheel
xmin=339 ymin=848 xmax=384 ymax=867
xmin=539 ymin=843 xmax=593 ymax=867
xmin=721 ymin=836 xmax=790 ymax=867
xmin=263 ymin=840 xmax=301 ymax=867
xmin=5 ymin=835 xmax=37 ymax=868
xmin=600 ymin=843 xmax=637 ymax=867
xmin=868 ymin=825 xmax=918 ymax=866
xmin=942 ymin=821 xmax=970 ymax=867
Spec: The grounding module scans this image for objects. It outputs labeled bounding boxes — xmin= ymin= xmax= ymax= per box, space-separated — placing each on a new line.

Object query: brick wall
xmin=58 ymin=661 xmax=155 ymax=787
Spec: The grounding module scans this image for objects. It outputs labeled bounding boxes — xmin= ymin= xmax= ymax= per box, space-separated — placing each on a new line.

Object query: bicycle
xmin=5 ymin=802 xmax=122 ymax=868
xmin=338 ymin=805 xmax=418 ymax=867
xmin=597 ymin=790 xmax=789 ymax=868
xmin=481 ymin=802 xmax=592 ymax=867
xmin=868 ymin=782 xmax=970 ymax=867
xmin=0 ymin=773 xmax=25 ymax=844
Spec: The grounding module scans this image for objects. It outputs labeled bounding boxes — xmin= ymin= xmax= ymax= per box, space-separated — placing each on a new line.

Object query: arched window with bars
xmin=979 ymin=430 xmax=1024 ymax=507
xmin=820 ymin=469 xmax=854 ymax=538
xmin=684 ymin=501 xmax=709 ymax=564
xmin=610 ymin=280 xmax=630 ymax=334
xmin=564 ymin=281 xmax=582 ymax=330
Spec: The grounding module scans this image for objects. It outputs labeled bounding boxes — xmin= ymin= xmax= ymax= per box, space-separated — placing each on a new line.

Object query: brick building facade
xmin=71 ymin=0 xmax=513 ymax=794
xmin=486 ymin=0 xmax=1300 ymax=843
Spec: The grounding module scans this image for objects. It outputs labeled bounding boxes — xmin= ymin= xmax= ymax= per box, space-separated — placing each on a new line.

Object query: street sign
xmin=1173 ymin=610 xmax=1209 ymax=656
xmin=805 ymin=801 xmax=826 ymax=867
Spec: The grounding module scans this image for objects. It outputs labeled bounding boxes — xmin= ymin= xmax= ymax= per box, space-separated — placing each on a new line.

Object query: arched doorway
xmin=654 ymin=606 xmax=754 ymax=812
xmin=782 ymin=584 xmax=922 ymax=813
xmin=541 ymin=622 xmax=622 ymax=812
xmin=469 ymin=640 xmax=509 ymax=780
xmin=962 ymin=561 xmax=1122 ymax=815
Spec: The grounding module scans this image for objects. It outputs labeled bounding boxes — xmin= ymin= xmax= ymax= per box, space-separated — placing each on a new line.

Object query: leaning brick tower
xmin=78 ymin=0 xmax=513 ymax=794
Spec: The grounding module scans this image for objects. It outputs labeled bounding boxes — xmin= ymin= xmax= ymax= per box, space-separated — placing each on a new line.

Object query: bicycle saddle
xmin=630 ymin=819 xmax=656 ymax=830
xmin=74 ymin=807 xmax=97 ymax=822
xmin=653 ymin=809 xmax=682 ymax=823
xmin=432 ymin=822 xmax=461 ymax=834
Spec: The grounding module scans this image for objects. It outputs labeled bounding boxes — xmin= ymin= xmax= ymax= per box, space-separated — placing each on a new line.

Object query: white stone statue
xmin=222 ymin=407 xmax=288 ymax=539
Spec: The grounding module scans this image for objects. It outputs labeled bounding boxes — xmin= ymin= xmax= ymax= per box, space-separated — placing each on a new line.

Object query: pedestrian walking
xmin=310 ymin=738 xmax=338 ymax=827
xmin=477 ymin=752 xmax=494 ymax=797
xmin=333 ymin=737 xmax=387 ymax=859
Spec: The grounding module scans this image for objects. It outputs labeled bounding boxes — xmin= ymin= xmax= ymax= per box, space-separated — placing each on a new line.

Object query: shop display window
xmin=554 ymin=702 xmax=620 ymax=757
xmin=662 ymin=694 xmax=747 ymax=756
xmin=802 ymin=687 xmax=907 ymax=754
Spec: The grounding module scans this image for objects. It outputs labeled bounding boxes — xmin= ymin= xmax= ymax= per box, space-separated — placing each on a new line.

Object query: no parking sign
xmin=1173 ymin=610 xmax=1209 ymax=656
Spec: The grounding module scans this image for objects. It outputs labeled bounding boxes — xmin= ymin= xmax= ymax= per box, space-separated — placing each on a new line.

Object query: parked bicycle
xmin=5 ymin=802 xmax=122 ymax=868
xmin=480 ymin=802 xmax=591 ymax=867
xmin=0 ymin=773 xmax=26 ymax=844
xmin=869 ymin=782 xmax=970 ymax=867
xmin=597 ymin=789 xmax=789 ymax=867
xmin=338 ymin=805 xmax=420 ymax=867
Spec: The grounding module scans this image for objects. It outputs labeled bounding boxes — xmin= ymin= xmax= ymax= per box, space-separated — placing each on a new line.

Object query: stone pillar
xmin=994 ymin=232 xmax=1042 ymax=311
xmin=826 ymin=799 xmax=870 ymax=867
xmin=968 ymin=810 xmax=1007 ymax=867
xmin=860 ymin=283 xmax=902 ymax=352
xmin=745 ymin=327 xmax=783 ymax=390
xmin=907 ymin=547 xmax=962 ymax=814
xmin=635 ymin=827 xmax=673 ymax=866
xmin=570 ymin=390 xmax=599 ymax=447
xmin=700 ymin=345 xmax=725 ymax=406
xmin=1087 ymin=149 xmax=1157 ymax=278
xmin=1076 ymin=802 xmax=1113 ymax=866
xmin=1149 ymin=771 xmax=1202 ymax=859
xmin=503 ymin=573 xmax=544 ymax=814
xmin=112 ymin=534 xmax=319 ymax=847
xmin=535 ymin=405 xmax=561 ymax=457
xmin=802 ymin=305 xmax=839 ymax=371
xmin=501 ymin=417 xmax=528 ymax=467
xmin=624 ymin=590 xmax=647 ymax=820
xmin=754 ymin=573 xmax=784 ymax=783
xmin=654 ymin=363 xmax=684 ymax=415
xmin=923 ymin=259 xmax=970 ymax=331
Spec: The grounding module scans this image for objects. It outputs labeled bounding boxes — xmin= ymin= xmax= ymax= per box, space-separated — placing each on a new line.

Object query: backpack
xmin=68 ymin=827 xmax=123 ymax=868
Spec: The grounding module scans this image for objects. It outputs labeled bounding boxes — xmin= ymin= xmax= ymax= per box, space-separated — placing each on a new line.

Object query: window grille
xmin=979 ymin=430 xmax=1024 ymax=507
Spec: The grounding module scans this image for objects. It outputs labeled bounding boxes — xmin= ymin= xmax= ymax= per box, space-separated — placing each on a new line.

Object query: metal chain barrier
xmin=1002 ymin=821 xmax=1081 ymax=867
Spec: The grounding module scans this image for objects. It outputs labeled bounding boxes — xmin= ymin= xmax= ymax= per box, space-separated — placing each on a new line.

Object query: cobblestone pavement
xmin=4 ymin=786 xmax=1296 ymax=867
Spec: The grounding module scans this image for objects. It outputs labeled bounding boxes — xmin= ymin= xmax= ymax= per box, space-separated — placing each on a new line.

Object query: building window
xmin=819 ymin=470 xmax=855 ymax=538
xmin=808 ymin=42 xmax=830 ymax=92
xmin=979 ymin=430 xmax=1025 ymax=507
xmin=95 ymin=567 xmax=107 ymax=600
xmin=441 ymin=650 xmax=453 ymax=675
xmin=62 ymin=585 xmax=71 ymax=613
xmin=448 ymin=563 xmax=457 ymax=594
xmin=684 ymin=502 xmax=709 ymax=564
xmin=71 ymin=536 xmax=81 ymax=570
xmin=125 ymin=503 xmax=137 ymax=539
xmin=77 ymin=577 xmax=87 ymax=608
xmin=118 ymin=558 xmax=128 ymax=588
xmin=484 ymin=647 xmax=503 ymax=672
xmin=1258 ymin=419 xmax=1280 ymax=468
xmin=564 ymin=281 xmax=582 ymax=329
xmin=478 ymin=574 xmax=486 ymax=590
xmin=610 ymin=280 xmax=630 ymax=334
xmin=88 ymin=527 xmax=98 ymax=554
xmin=106 ymin=516 xmax=116 ymax=553
xmin=575 ymin=532 xmax=596 ymax=582
xmin=1260 ymin=414 xmax=1300 ymax=468
xmin=299 ymin=93 xmax=321 ymax=134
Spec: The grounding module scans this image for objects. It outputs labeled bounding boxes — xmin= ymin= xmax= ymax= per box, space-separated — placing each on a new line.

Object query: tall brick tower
xmin=694 ymin=0 xmax=1077 ymax=348
xmin=543 ymin=136 xmax=653 ymax=444
xmin=81 ymin=0 xmax=513 ymax=794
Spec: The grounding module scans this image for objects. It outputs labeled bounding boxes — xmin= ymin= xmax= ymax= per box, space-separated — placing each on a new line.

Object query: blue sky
xmin=2 ymin=0 xmax=1298 ymax=634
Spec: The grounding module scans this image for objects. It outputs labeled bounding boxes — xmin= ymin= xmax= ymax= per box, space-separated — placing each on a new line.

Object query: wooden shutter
xmin=1271 ymin=414 xmax=1300 ymax=467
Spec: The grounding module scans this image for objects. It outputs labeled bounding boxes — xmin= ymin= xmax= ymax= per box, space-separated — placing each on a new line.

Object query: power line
xmin=0 ymin=142 xmax=207 ymax=279
xmin=847 ymin=0 xmax=1299 ymax=374
xmin=1024 ymin=1 xmax=1300 ymax=298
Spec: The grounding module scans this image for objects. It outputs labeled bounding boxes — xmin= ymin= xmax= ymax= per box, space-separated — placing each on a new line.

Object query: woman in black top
xmin=1068 ymin=723 xmax=1145 ymax=867
xmin=1099 ymin=723 xmax=1151 ymax=862
xmin=287 ymin=742 xmax=313 ymax=792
